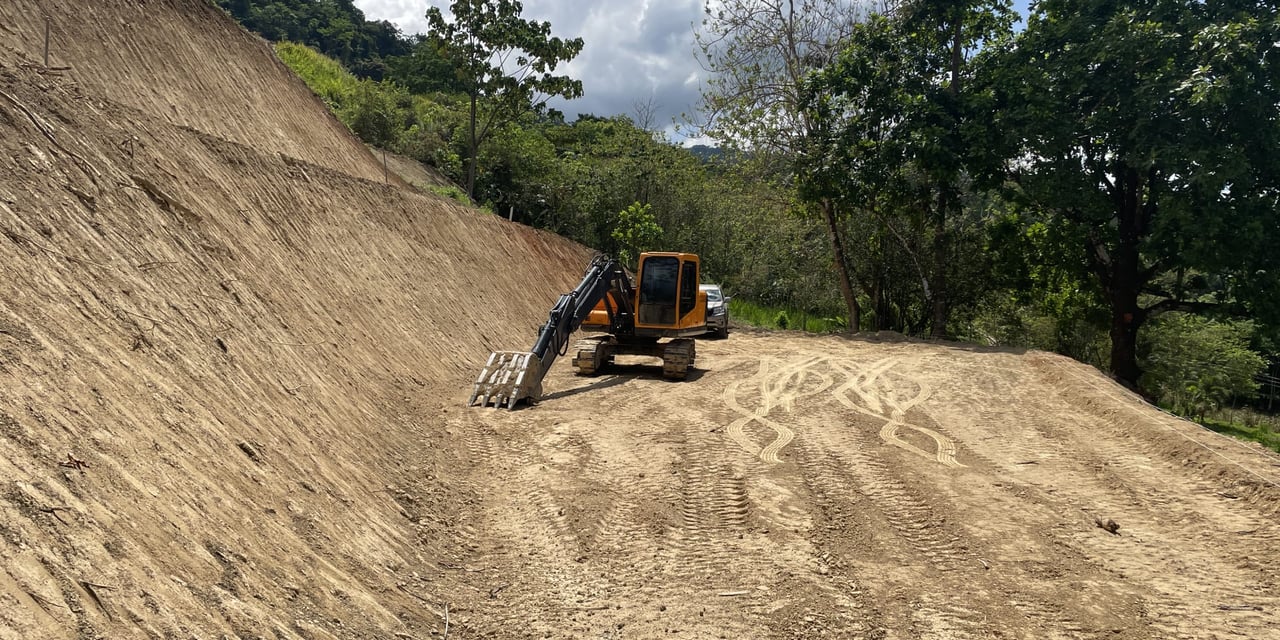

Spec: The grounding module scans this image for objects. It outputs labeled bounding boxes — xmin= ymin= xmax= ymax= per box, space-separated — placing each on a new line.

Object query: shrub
xmin=1140 ymin=314 xmax=1265 ymax=420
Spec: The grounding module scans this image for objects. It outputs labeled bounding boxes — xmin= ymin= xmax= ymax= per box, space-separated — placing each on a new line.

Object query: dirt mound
xmin=438 ymin=334 xmax=1280 ymax=639
xmin=0 ymin=5 xmax=590 ymax=636
xmin=0 ymin=0 xmax=389 ymax=183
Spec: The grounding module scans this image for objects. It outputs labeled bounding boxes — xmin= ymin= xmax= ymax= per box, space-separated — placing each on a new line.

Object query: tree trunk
xmin=1102 ymin=168 xmax=1148 ymax=389
xmin=1106 ymin=232 xmax=1145 ymax=388
xmin=929 ymin=210 xmax=948 ymax=339
xmin=1108 ymin=291 xmax=1143 ymax=389
xmin=821 ymin=198 xmax=860 ymax=332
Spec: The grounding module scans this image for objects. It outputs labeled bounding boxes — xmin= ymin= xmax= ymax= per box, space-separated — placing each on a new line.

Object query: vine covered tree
xmin=425 ymin=0 xmax=584 ymax=198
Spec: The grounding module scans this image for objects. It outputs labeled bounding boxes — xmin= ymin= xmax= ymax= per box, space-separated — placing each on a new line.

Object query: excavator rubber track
xmin=572 ymin=336 xmax=695 ymax=379
xmin=661 ymin=338 xmax=695 ymax=380
xmin=571 ymin=336 xmax=613 ymax=375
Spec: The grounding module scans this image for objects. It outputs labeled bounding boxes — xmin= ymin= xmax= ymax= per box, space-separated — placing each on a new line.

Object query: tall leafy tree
xmin=695 ymin=0 xmax=890 ymax=331
xmin=990 ymin=0 xmax=1280 ymax=387
xmin=800 ymin=2 xmax=1014 ymax=337
xmin=425 ymin=0 xmax=584 ymax=198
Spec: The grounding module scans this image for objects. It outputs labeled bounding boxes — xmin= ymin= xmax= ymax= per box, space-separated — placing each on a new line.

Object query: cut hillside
xmin=369 ymin=145 xmax=461 ymax=194
xmin=0 ymin=0 xmax=391 ymax=184
xmin=0 ymin=3 xmax=592 ymax=638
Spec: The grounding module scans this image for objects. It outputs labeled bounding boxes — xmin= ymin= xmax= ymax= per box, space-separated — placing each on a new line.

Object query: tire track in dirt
xmin=810 ymin=386 xmax=971 ymax=566
xmin=831 ymin=357 xmax=966 ymax=468
xmin=442 ymin=336 xmax=1280 ymax=638
xmin=452 ymin=409 xmax=619 ymax=638
xmin=788 ymin=437 xmax=888 ymax=638
xmin=806 ymin=410 xmax=1128 ymax=638
xmin=794 ymin=426 xmax=988 ymax=638
xmin=639 ymin=420 xmax=767 ymax=637
xmin=667 ymin=440 xmax=751 ymax=581
xmin=723 ymin=354 xmax=832 ymax=463
xmin=572 ymin=428 xmax=676 ymax=594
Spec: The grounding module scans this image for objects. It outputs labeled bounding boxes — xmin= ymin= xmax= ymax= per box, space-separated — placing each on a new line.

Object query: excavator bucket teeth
xmin=469 ymin=351 xmax=541 ymax=409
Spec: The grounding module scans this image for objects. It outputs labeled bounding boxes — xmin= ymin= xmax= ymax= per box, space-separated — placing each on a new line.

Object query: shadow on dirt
xmin=539 ymin=366 xmax=706 ymax=403
xmin=540 ymin=374 xmax=637 ymax=402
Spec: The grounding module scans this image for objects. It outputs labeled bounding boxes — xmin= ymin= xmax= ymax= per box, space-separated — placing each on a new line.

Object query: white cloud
xmin=354 ymin=0 xmax=708 ymax=143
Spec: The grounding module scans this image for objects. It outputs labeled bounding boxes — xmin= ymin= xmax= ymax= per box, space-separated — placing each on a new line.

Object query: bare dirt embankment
xmin=0 ymin=1 xmax=590 ymax=637
xmin=3 ymin=2 xmax=1280 ymax=639
xmin=0 ymin=0 xmax=389 ymax=183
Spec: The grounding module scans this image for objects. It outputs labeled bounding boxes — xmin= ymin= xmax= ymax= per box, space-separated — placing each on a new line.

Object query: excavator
xmin=469 ymin=252 xmax=709 ymax=408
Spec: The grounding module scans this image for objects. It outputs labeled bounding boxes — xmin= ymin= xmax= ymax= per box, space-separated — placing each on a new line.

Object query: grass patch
xmin=275 ymin=41 xmax=356 ymax=107
xmin=728 ymin=298 xmax=846 ymax=333
xmin=1196 ymin=408 xmax=1280 ymax=453
xmin=428 ymin=184 xmax=471 ymax=205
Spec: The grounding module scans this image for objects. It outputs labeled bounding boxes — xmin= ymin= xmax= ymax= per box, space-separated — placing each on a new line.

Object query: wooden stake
xmin=43 ymin=17 xmax=50 ymax=69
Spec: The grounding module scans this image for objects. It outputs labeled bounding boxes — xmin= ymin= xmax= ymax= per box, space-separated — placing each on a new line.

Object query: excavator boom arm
xmin=469 ymin=254 xmax=632 ymax=408
xmin=530 ymin=255 xmax=631 ymax=376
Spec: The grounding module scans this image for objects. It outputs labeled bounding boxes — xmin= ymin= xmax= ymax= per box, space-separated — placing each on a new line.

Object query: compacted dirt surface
xmin=2 ymin=1 xmax=1279 ymax=639
xmin=439 ymin=331 xmax=1280 ymax=639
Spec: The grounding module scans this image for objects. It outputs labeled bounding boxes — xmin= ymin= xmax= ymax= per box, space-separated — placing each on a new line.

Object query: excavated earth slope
xmin=0 ymin=1 xmax=589 ymax=637
xmin=3 ymin=2 xmax=1280 ymax=640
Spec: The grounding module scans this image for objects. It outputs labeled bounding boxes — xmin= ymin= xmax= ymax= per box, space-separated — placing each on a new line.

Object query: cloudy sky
xmin=354 ymin=1 xmax=1030 ymax=144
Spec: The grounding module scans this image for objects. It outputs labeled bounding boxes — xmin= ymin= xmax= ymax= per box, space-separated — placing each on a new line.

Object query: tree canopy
xmin=425 ymin=0 xmax=584 ymax=198
xmin=987 ymin=0 xmax=1280 ymax=386
xmin=228 ymin=0 xmax=1280 ymax=411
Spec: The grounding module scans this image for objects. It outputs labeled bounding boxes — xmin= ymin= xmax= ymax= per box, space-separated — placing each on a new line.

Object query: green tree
xmin=475 ymin=120 xmax=558 ymax=222
xmin=990 ymin=0 xmax=1280 ymax=387
xmin=800 ymin=2 xmax=1015 ymax=336
xmin=341 ymin=79 xmax=405 ymax=147
xmin=387 ymin=36 xmax=467 ymax=94
xmin=1140 ymin=314 xmax=1265 ymax=420
xmin=612 ymin=202 xmax=663 ymax=269
xmin=425 ymin=0 xmax=584 ymax=199
xmin=695 ymin=0 xmax=877 ymax=331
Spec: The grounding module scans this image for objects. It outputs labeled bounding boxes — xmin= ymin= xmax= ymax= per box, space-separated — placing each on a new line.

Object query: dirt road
xmin=422 ymin=330 xmax=1280 ymax=639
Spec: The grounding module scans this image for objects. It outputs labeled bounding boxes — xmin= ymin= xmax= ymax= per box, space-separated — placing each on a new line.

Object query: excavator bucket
xmin=469 ymin=351 xmax=543 ymax=409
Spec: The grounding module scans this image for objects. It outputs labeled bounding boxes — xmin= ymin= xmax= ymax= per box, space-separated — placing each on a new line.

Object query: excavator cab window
xmin=679 ymin=260 xmax=697 ymax=317
xmin=638 ymin=256 xmax=679 ymax=325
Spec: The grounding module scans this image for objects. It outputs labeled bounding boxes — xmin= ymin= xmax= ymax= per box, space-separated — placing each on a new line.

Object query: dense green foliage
xmin=801 ymin=2 xmax=1016 ymax=337
xmin=216 ymin=0 xmax=409 ymax=77
xmin=789 ymin=0 xmax=1279 ymax=392
xmin=216 ymin=0 xmax=464 ymax=90
xmin=424 ymin=0 xmax=584 ymax=198
xmin=1140 ymin=314 xmax=1266 ymax=420
xmin=986 ymin=0 xmax=1280 ymax=387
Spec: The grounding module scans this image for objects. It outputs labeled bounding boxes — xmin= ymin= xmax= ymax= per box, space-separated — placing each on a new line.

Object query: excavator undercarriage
xmin=571 ymin=335 xmax=696 ymax=379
